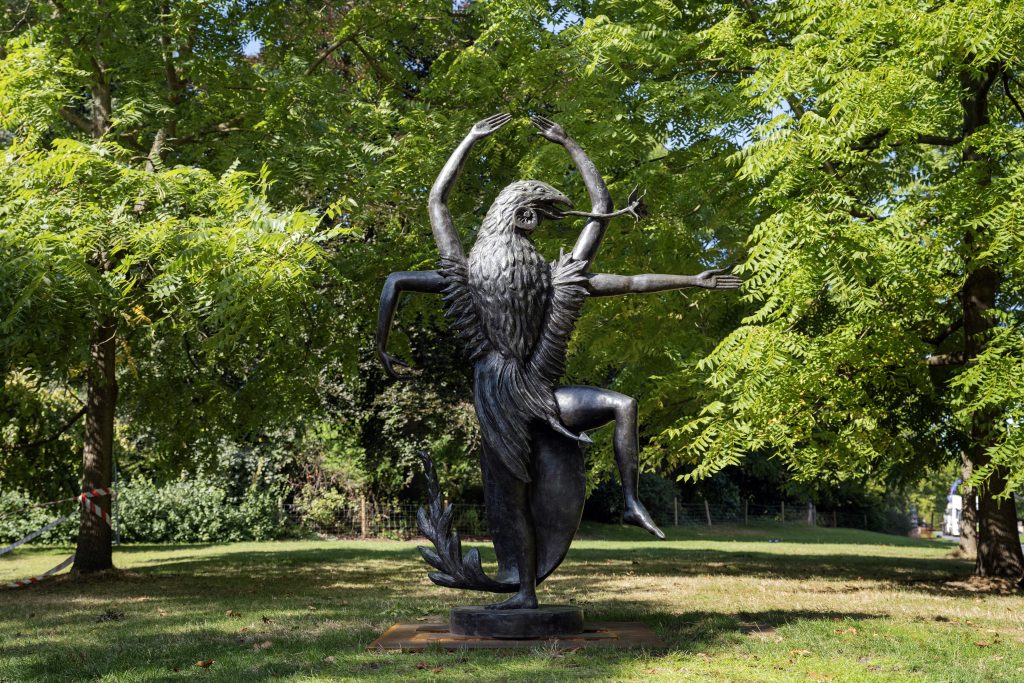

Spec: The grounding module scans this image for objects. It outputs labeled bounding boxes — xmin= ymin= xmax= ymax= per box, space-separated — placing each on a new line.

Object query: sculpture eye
xmin=514 ymin=207 xmax=539 ymax=230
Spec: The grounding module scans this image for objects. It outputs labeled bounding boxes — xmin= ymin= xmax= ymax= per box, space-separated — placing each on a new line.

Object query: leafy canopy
xmin=670 ymin=0 xmax=1024 ymax=491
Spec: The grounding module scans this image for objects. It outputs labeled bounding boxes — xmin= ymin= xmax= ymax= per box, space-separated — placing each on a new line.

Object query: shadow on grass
xmin=617 ymin=608 xmax=884 ymax=653
xmin=89 ymin=541 xmax=972 ymax=592
xmin=0 ymin=533 xmax=990 ymax=681
xmin=0 ymin=603 xmax=887 ymax=681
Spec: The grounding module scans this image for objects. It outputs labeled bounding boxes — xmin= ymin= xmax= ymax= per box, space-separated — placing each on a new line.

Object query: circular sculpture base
xmin=449 ymin=605 xmax=584 ymax=639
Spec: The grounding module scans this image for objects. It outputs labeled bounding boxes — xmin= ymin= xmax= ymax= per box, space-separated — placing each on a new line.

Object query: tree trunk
xmin=71 ymin=53 xmax=117 ymax=575
xmin=961 ymin=264 xmax=1023 ymax=579
xmin=975 ymin=460 xmax=1023 ymax=579
xmin=961 ymin=266 xmax=1023 ymax=580
xmin=956 ymin=67 xmax=1022 ymax=580
xmin=959 ymin=453 xmax=977 ymax=557
xmin=73 ymin=318 xmax=117 ymax=573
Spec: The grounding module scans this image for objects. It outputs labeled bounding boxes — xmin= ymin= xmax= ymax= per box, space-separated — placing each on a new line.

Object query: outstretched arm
xmin=376 ymin=270 xmax=446 ymax=378
xmin=428 ymin=113 xmax=512 ymax=261
xmin=530 ymin=116 xmax=612 ymax=269
xmin=585 ymin=268 xmax=742 ymax=297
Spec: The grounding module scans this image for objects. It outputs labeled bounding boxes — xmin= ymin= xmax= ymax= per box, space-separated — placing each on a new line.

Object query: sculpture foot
xmin=485 ymin=591 xmax=538 ymax=610
xmin=624 ymin=501 xmax=666 ymax=539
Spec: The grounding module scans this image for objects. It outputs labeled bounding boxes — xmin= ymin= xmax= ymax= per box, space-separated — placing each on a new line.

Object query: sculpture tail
xmin=415 ymin=452 xmax=515 ymax=592
xmin=416 ymin=431 xmax=586 ymax=593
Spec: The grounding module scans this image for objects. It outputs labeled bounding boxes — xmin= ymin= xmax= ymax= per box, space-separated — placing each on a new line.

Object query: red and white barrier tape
xmin=7 ymin=554 xmax=75 ymax=589
xmin=0 ymin=513 xmax=74 ymax=558
xmin=78 ymin=488 xmax=113 ymax=525
xmin=79 ymin=488 xmax=112 ymax=500
xmin=0 ymin=494 xmax=83 ymax=522
xmin=4 ymin=488 xmax=115 ymax=589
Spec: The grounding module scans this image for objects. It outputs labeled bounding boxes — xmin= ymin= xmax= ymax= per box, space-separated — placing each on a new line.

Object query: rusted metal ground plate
xmin=368 ymin=622 xmax=666 ymax=651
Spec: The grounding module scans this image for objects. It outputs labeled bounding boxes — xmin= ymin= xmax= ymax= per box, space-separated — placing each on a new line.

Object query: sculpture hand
xmin=470 ymin=113 xmax=512 ymax=140
xmin=530 ymin=115 xmax=570 ymax=145
xmin=694 ymin=268 xmax=742 ymax=290
xmin=379 ymin=350 xmax=413 ymax=380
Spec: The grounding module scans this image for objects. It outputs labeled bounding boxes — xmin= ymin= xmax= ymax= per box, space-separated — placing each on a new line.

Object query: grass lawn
xmin=1 ymin=522 xmax=1021 ymax=682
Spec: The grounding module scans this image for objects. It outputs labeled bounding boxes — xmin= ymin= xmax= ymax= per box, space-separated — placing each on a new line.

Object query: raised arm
xmin=376 ymin=270 xmax=446 ymax=378
xmin=428 ymin=113 xmax=512 ymax=261
xmin=585 ymin=268 xmax=742 ymax=297
xmin=530 ymin=115 xmax=612 ymax=268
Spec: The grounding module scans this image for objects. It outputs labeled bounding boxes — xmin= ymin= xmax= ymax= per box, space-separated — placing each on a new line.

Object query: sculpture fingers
xmin=529 ymin=117 xmax=554 ymax=135
xmin=472 ymin=113 xmax=512 ymax=136
xmin=529 ymin=115 xmax=567 ymax=143
xmin=487 ymin=112 xmax=512 ymax=127
xmin=480 ymin=112 xmax=511 ymax=125
xmin=715 ymin=276 xmax=743 ymax=289
xmin=485 ymin=113 xmax=512 ymax=132
xmin=529 ymin=114 xmax=556 ymax=129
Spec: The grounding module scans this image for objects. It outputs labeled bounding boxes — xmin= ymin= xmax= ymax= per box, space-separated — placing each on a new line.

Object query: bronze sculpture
xmin=376 ymin=114 xmax=741 ymax=616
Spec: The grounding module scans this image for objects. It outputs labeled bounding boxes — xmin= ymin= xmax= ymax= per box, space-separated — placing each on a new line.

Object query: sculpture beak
xmin=540 ymin=193 xmax=573 ymax=220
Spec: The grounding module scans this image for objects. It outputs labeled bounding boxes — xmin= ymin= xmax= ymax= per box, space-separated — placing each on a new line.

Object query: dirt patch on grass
xmin=943 ymin=575 xmax=1023 ymax=593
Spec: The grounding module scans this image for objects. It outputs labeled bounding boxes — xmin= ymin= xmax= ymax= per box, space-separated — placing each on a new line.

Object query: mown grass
xmin=1 ymin=522 xmax=1021 ymax=682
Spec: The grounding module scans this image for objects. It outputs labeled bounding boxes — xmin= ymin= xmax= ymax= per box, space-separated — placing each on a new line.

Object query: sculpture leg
xmin=480 ymin=449 xmax=538 ymax=609
xmin=555 ymin=385 xmax=666 ymax=539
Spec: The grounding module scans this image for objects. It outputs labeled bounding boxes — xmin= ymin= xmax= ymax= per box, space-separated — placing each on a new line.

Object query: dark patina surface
xmin=376 ymin=114 xmax=740 ymax=631
xmin=450 ymin=605 xmax=583 ymax=639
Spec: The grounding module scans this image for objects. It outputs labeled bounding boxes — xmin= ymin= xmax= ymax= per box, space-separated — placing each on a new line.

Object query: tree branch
xmin=159 ymin=6 xmax=186 ymax=142
xmin=922 ymin=319 xmax=963 ymax=347
xmin=915 ymin=133 xmax=964 ymax=146
xmin=850 ymin=128 xmax=964 ymax=151
xmin=4 ymin=407 xmax=86 ymax=451
xmin=847 ymin=205 xmax=880 ymax=221
xmin=59 ymin=107 xmax=92 ymax=134
xmin=926 ymin=352 xmax=966 ymax=366
xmin=350 ymin=36 xmax=397 ymax=90
xmin=134 ymin=128 xmax=166 ymax=213
xmin=608 ymin=148 xmax=726 ymax=185
xmin=1002 ymin=71 xmax=1024 ymax=121
xmin=169 ymin=117 xmax=245 ymax=144
xmin=849 ymin=128 xmax=890 ymax=151
xmin=305 ymin=31 xmax=356 ymax=76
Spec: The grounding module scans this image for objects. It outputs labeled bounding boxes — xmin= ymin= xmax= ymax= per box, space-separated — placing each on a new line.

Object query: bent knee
xmin=609 ymin=393 xmax=638 ymax=420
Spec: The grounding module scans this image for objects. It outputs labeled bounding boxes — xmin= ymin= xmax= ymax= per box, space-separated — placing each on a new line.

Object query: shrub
xmin=292 ymin=487 xmax=353 ymax=529
xmin=117 ymin=476 xmax=288 ymax=543
xmin=0 ymin=490 xmax=77 ymax=545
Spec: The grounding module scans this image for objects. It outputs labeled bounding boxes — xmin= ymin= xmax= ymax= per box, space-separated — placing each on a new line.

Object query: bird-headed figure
xmin=376 ymin=114 xmax=741 ymax=609
xmin=468 ymin=180 xmax=573 ymax=362
xmin=481 ymin=180 xmax=574 ymax=236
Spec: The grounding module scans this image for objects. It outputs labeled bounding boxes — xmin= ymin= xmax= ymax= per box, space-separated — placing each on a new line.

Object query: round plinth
xmin=449 ymin=605 xmax=584 ymax=639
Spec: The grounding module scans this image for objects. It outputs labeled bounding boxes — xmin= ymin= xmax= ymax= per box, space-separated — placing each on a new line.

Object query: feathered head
xmin=479 ymin=180 xmax=573 ymax=237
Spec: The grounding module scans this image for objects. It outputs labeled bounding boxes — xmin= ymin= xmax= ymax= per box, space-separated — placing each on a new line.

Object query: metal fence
xmin=284 ymin=501 xmax=491 ymax=539
xmin=668 ymin=501 xmax=873 ymax=529
xmin=285 ymin=499 xmax=877 ymax=540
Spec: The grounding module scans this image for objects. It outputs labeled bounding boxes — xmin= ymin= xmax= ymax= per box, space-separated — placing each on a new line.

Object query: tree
xmin=341 ymin=1 xmax=757 ymax=490
xmin=2 ymin=0 xmax=757 ymax=547
xmin=0 ymin=2 xmax=325 ymax=571
xmin=676 ymin=0 xmax=1024 ymax=580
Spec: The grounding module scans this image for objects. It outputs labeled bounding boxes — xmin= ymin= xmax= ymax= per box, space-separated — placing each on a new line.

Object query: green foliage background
xmin=1 ymin=0 xmax=1022 ymax=537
